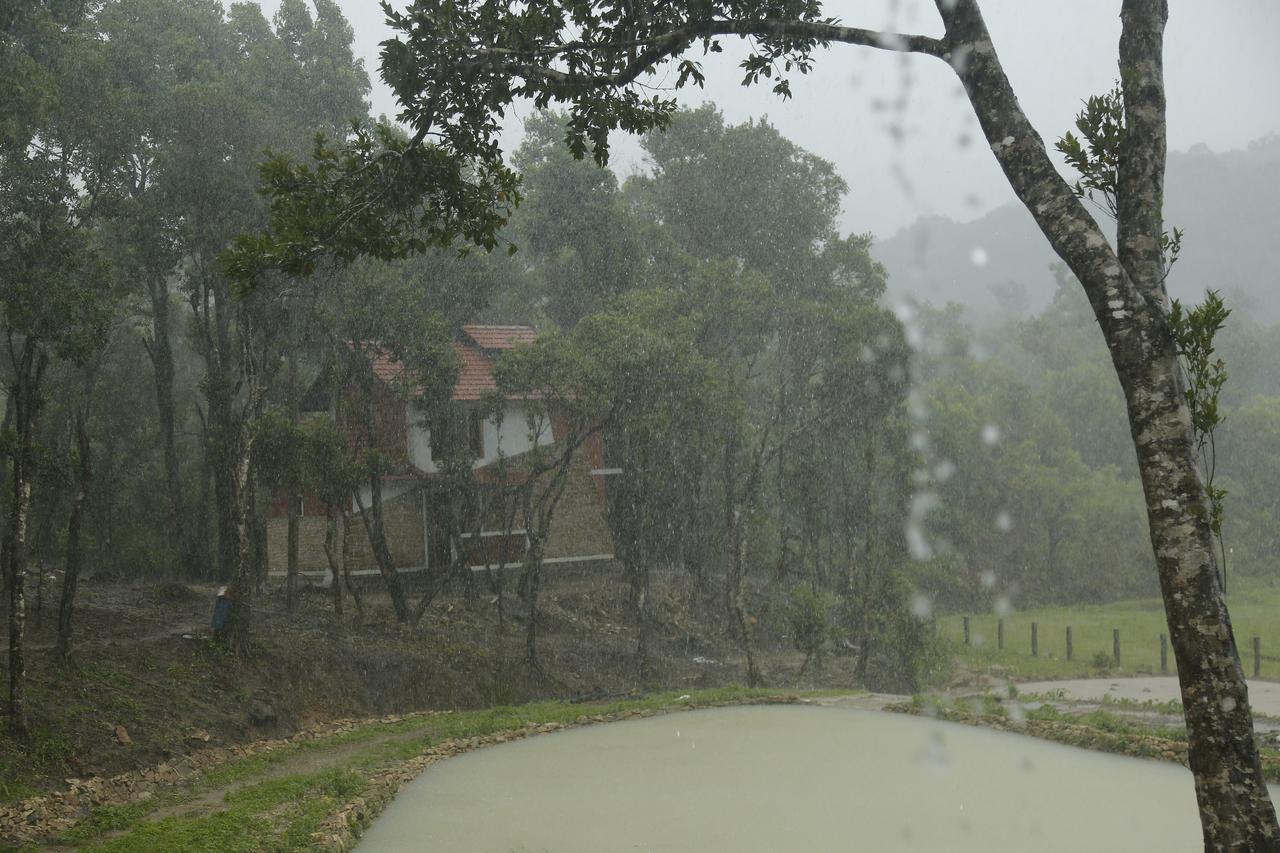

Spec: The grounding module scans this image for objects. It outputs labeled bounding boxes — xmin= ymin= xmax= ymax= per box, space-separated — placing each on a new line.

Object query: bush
xmin=786 ymin=586 xmax=840 ymax=676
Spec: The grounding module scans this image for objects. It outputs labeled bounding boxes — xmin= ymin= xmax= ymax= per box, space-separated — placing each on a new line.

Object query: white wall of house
xmin=406 ymin=401 xmax=553 ymax=473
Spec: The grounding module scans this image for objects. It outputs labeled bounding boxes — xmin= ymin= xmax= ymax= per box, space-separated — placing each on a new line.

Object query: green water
xmin=357 ymin=704 xmax=1264 ymax=852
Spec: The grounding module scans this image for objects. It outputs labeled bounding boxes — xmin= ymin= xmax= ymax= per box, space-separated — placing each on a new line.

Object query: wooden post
xmin=1160 ymin=634 xmax=1168 ymax=674
xmin=963 ymin=616 xmax=970 ymax=646
xmin=1031 ymin=621 xmax=1038 ymax=657
xmin=1066 ymin=626 xmax=1073 ymax=662
xmin=998 ymin=618 xmax=1004 ymax=650
xmin=1253 ymin=637 xmax=1261 ymax=679
xmin=1113 ymin=628 xmax=1121 ymax=667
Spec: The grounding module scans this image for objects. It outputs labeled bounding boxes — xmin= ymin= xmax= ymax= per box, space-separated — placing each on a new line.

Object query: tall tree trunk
xmin=341 ymin=509 xmax=363 ymax=622
xmin=222 ymin=309 xmax=265 ymax=652
xmin=285 ymin=310 xmax=300 ymax=611
xmin=354 ymin=476 xmax=411 ymax=623
xmin=55 ymin=408 xmax=92 ymax=661
xmin=324 ymin=502 xmax=343 ymax=619
xmin=6 ymin=339 xmax=46 ymax=739
xmin=352 ymin=377 xmax=411 ymax=622
xmin=938 ymin=0 xmax=1279 ymax=843
xmin=144 ymin=274 xmax=195 ymax=575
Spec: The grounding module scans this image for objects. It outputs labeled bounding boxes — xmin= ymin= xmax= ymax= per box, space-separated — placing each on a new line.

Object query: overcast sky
xmin=260 ymin=0 xmax=1280 ymax=239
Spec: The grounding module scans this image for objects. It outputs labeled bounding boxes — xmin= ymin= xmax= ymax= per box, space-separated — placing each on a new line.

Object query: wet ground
xmin=357 ymin=703 xmax=1264 ymax=852
xmin=1017 ymin=676 xmax=1280 ymax=716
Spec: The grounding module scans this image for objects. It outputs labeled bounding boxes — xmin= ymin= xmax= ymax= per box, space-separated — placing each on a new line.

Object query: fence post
xmin=963 ymin=616 xmax=970 ymax=646
xmin=998 ymin=618 xmax=1004 ymax=650
xmin=1031 ymin=621 xmax=1038 ymax=657
xmin=1254 ymin=636 xmax=1261 ymax=679
xmin=1113 ymin=628 xmax=1121 ymax=667
xmin=1066 ymin=626 xmax=1073 ymax=662
xmin=1160 ymin=634 xmax=1168 ymax=674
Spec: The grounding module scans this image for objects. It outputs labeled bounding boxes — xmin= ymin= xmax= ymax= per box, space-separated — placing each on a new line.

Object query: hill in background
xmin=873 ymin=136 xmax=1280 ymax=322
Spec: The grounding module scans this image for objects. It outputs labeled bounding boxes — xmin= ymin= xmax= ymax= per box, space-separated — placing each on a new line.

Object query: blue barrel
xmin=212 ymin=595 xmax=232 ymax=630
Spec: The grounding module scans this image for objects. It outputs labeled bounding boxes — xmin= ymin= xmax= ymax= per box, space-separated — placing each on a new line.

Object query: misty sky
xmin=261 ymin=0 xmax=1280 ymax=239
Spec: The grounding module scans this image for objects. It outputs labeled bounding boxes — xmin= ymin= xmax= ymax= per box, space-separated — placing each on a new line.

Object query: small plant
xmin=785 ymin=586 xmax=840 ymax=677
xmin=1092 ymin=651 xmax=1113 ymax=670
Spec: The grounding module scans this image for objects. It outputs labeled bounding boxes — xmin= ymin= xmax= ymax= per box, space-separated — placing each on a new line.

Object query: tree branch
xmin=471 ymin=18 xmax=946 ymax=89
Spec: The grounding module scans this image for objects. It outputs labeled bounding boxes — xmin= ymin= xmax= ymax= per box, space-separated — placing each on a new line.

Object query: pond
xmin=356 ymin=704 xmax=1273 ymax=852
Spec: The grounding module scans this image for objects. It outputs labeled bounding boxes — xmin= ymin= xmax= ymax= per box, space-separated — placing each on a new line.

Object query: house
xmin=266 ymin=325 xmax=615 ymax=580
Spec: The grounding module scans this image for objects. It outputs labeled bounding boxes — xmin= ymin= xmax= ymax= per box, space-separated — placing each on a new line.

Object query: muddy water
xmin=357 ymin=705 xmax=1274 ymax=852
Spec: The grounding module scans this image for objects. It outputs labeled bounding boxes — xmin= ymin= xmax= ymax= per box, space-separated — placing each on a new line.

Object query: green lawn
xmin=941 ymin=579 xmax=1280 ymax=681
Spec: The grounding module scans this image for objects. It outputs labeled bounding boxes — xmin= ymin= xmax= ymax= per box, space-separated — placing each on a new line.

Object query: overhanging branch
xmin=470 ymin=18 xmax=946 ymax=89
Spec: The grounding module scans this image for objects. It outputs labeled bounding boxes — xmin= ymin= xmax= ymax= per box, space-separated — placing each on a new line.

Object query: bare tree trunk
xmin=324 ymin=502 xmax=343 ymax=619
xmin=341 ymin=510 xmax=363 ymax=622
xmin=222 ymin=310 xmax=265 ymax=652
xmin=6 ymin=339 xmax=46 ymax=739
xmin=144 ymin=274 xmax=195 ymax=575
xmin=936 ymin=1 xmax=1279 ymax=843
xmin=353 ymin=482 xmax=411 ymax=622
xmin=285 ymin=311 xmax=300 ymax=612
xmin=55 ymin=408 xmax=92 ymax=662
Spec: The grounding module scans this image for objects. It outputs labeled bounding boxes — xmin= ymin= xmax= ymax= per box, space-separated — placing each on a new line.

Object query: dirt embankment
xmin=0 ymin=564 xmax=850 ymax=809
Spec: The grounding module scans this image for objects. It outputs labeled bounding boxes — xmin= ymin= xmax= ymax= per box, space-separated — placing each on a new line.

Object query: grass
xmin=50 ymin=686 xmax=816 ymax=852
xmin=940 ymin=578 xmax=1280 ymax=681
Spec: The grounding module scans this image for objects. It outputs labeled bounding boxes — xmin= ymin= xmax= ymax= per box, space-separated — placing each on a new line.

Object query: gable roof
xmin=460 ymin=325 xmax=537 ymax=350
xmin=365 ymin=325 xmax=537 ymax=402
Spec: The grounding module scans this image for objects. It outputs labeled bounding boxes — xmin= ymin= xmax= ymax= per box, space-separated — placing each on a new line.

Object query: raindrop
xmin=874 ymin=31 xmax=908 ymax=52
xmin=994 ymin=595 xmax=1012 ymax=617
xmin=910 ymin=431 xmax=930 ymax=452
xmin=906 ymin=523 xmax=933 ymax=560
xmin=1221 ymin=696 xmax=1237 ymax=713
xmin=969 ymin=246 xmax=989 ymax=268
xmin=906 ymin=390 xmax=927 ymax=420
xmin=979 ymin=570 xmax=996 ymax=589
xmin=923 ymin=730 xmax=949 ymax=770
xmin=1008 ymin=701 xmax=1026 ymax=726
xmin=911 ymin=593 xmax=933 ymax=619
xmin=994 ymin=511 xmax=1013 ymax=532
xmin=933 ymin=459 xmax=957 ymax=482
xmin=981 ymin=423 xmax=1001 ymax=446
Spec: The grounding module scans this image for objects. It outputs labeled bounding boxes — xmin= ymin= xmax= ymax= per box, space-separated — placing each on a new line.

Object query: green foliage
xmin=223 ymin=123 xmax=521 ymax=289
xmin=785 ymin=586 xmax=839 ymax=669
xmin=1170 ymin=290 xmax=1231 ymax=554
xmin=1055 ymin=84 xmax=1125 ymax=217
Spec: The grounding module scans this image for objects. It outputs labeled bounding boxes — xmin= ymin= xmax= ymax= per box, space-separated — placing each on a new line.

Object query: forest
xmin=3 ymin=0 xmax=1280 ymax=849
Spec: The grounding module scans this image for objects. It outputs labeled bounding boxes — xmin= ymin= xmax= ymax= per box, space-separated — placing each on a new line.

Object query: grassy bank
xmin=940 ymin=580 xmax=1280 ymax=680
xmin=9 ymin=688 xmax=807 ymax=852
xmin=896 ymin=693 xmax=1280 ymax=784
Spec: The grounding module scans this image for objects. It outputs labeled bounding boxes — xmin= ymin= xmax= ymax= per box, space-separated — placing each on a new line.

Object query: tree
xmin=0 ymin=1 xmax=120 ymax=735
xmin=234 ymin=0 xmax=1274 ymax=843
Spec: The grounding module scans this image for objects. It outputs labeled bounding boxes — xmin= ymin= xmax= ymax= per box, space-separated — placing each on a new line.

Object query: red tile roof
xmin=461 ymin=325 xmax=537 ymax=350
xmin=364 ymin=326 xmax=536 ymax=402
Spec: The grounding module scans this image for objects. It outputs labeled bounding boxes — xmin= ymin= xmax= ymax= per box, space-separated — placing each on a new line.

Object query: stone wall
xmin=542 ymin=453 xmax=614 ymax=561
xmin=266 ymin=487 xmax=426 ymax=575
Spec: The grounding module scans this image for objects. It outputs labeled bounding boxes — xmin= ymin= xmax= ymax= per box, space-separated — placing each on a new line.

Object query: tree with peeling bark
xmin=229 ymin=0 xmax=1277 ymax=845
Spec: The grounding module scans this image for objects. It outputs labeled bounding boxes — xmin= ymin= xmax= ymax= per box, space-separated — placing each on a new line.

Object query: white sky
xmin=260 ymin=0 xmax=1280 ymax=238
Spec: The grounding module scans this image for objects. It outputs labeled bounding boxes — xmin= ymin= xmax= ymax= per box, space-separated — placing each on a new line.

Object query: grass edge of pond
xmin=31 ymin=687 xmax=819 ymax=852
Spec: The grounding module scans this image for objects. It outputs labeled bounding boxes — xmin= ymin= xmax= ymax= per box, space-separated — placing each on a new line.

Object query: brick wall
xmin=266 ymin=442 xmax=614 ymax=575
